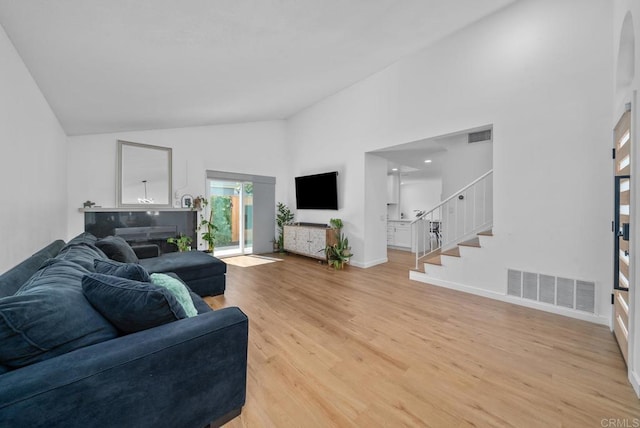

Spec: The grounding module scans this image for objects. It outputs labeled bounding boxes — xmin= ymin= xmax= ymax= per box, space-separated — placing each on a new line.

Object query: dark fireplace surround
xmin=84 ymin=209 xmax=197 ymax=254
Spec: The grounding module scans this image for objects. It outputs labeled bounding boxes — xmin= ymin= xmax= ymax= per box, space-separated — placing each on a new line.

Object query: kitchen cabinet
xmin=387 ymin=174 xmax=399 ymax=204
xmin=387 ymin=220 xmax=411 ymax=249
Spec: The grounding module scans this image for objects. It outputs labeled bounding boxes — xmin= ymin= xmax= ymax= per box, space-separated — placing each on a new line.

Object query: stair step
xmin=477 ymin=229 xmax=493 ymax=236
xmin=441 ymin=247 xmax=460 ymax=257
xmin=458 ymin=237 xmax=481 ymax=248
xmin=425 ymin=255 xmax=442 ymax=266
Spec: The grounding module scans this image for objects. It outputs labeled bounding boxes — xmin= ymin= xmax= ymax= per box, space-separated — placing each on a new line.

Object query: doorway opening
xmin=205 ymin=179 xmax=253 ymax=257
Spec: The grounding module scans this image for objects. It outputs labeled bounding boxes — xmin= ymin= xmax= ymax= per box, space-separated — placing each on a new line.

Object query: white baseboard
xmin=409 ymin=272 xmax=609 ymax=326
xmin=351 ymin=257 xmax=388 ymax=268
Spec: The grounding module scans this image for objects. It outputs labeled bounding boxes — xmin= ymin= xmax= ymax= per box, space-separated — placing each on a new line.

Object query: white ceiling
xmin=0 ymin=0 xmax=514 ymax=135
xmin=373 ymin=125 xmax=492 ymax=179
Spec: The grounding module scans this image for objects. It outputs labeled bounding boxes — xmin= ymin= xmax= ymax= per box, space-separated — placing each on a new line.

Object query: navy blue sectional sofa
xmin=0 ymin=234 xmax=247 ymax=427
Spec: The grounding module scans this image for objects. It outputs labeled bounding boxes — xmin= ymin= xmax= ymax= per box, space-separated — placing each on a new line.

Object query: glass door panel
xmin=207 ymin=179 xmax=253 ymax=257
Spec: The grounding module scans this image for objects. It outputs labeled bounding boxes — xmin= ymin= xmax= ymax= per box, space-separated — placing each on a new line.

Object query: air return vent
xmin=468 ymin=129 xmax=492 ymax=143
xmin=506 ymin=269 xmax=596 ymax=314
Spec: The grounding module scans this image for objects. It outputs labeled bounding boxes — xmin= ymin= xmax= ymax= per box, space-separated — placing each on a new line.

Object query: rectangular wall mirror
xmin=117 ymin=140 xmax=172 ymax=207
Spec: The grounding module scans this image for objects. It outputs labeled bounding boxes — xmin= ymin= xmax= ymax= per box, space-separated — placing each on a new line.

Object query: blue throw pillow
xmin=94 ymin=259 xmax=150 ymax=282
xmin=82 ymin=273 xmax=187 ymax=334
xmin=95 ymin=236 xmax=139 ymax=263
xmin=150 ymin=273 xmax=198 ymax=317
xmin=0 ymin=259 xmax=118 ymax=368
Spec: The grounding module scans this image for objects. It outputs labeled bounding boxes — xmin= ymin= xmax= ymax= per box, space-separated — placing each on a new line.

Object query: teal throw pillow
xmin=150 ymin=273 xmax=198 ymax=318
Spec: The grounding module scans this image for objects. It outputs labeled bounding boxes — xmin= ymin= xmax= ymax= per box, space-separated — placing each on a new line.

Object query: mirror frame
xmin=117 ymin=140 xmax=173 ymax=208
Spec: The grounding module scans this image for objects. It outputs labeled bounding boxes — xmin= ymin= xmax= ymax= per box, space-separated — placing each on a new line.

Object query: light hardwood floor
xmin=206 ymin=250 xmax=640 ymax=427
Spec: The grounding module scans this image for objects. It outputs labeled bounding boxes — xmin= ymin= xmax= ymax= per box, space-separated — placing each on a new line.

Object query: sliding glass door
xmin=206 ymin=179 xmax=253 ymax=257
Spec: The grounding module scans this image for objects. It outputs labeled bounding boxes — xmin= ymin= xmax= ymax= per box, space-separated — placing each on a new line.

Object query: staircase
xmin=410 ymin=228 xmax=496 ymax=291
xmin=422 ymin=230 xmax=491 ymax=270
xmin=413 ymin=170 xmax=493 ymax=270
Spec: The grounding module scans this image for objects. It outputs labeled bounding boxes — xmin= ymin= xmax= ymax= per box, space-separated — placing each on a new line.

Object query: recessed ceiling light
xmin=391 ymin=168 xmax=398 ymax=171
xmin=424 ymin=159 xmax=432 ymax=163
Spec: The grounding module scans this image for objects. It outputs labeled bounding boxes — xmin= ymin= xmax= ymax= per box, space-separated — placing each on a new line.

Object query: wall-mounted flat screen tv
xmin=295 ymin=171 xmax=339 ymax=210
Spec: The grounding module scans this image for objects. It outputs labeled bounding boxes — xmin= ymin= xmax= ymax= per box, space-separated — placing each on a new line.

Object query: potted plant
xmin=324 ymin=233 xmax=353 ymax=270
xmin=191 ymin=196 xmax=218 ymax=253
xmin=196 ymin=197 xmax=218 ymax=253
xmin=329 ymin=218 xmax=343 ymax=231
xmin=276 ymin=202 xmax=294 ymax=253
xmin=324 ymin=218 xmax=352 ymax=270
xmin=167 ymin=234 xmax=192 ymax=252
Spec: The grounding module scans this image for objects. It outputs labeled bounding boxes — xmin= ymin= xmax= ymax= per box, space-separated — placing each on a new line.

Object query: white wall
xmin=0 ymin=24 xmax=67 ymax=272
xmin=287 ymin=0 xmax=613 ymax=320
xmin=398 ymin=177 xmax=442 ymax=220
xmin=67 ymin=121 xmax=288 ymax=246
xmin=364 ymin=154 xmax=388 ymax=266
xmin=614 ymin=0 xmax=640 ymax=398
xmin=440 ymin=136 xmax=492 ymax=199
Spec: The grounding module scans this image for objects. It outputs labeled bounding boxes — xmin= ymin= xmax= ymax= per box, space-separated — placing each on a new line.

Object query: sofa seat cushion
xmin=95 ymin=236 xmax=139 ymax=264
xmin=0 ymin=259 xmax=118 ymax=369
xmin=139 ymin=251 xmax=226 ymax=283
xmin=82 ymin=273 xmax=187 ymax=334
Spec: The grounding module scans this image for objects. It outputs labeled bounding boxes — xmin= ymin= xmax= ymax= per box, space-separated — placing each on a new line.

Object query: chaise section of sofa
xmin=139 ymin=250 xmax=227 ymax=297
xmin=94 ymin=235 xmax=227 ymax=297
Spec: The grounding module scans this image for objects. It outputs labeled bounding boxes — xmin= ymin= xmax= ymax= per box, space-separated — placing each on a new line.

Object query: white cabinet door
xmin=387 ymin=224 xmax=395 ymax=245
xmin=294 ymin=228 xmax=309 ymax=255
xmin=283 ymin=226 xmax=297 ymax=252
xmin=387 ymin=174 xmax=399 ymax=204
xmin=394 ymin=222 xmax=412 ymax=248
xmin=308 ymin=227 xmax=327 ymax=257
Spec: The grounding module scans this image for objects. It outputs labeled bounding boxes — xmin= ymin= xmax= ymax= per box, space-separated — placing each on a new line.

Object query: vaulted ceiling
xmin=0 ymin=0 xmax=515 ymax=135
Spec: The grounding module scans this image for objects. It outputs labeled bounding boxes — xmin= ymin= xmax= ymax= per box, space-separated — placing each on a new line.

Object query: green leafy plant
xmin=212 ymin=196 xmax=232 ymax=246
xmin=167 ymin=234 xmax=192 ymax=252
xmin=329 ymin=218 xmax=343 ymax=230
xmin=194 ymin=197 xmax=219 ymax=253
xmin=276 ymin=202 xmax=294 ymax=252
xmin=324 ymin=233 xmax=353 ymax=270
xmin=323 ymin=218 xmax=352 ymax=270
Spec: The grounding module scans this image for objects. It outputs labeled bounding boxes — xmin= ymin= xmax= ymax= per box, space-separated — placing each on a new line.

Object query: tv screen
xmin=295 ymin=172 xmax=339 ymax=210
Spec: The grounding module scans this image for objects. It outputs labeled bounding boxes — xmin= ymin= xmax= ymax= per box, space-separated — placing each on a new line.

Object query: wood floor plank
xmin=206 ymin=250 xmax=639 ymax=427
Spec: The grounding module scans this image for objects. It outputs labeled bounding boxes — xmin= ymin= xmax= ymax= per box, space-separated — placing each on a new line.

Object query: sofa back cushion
xmin=94 ymin=259 xmax=150 ymax=282
xmin=0 ymin=259 xmax=118 ymax=369
xmin=82 ymin=273 xmax=187 ymax=334
xmin=56 ymin=242 xmax=107 ymax=271
xmin=0 ymin=240 xmax=65 ymax=298
xmin=95 ymin=236 xmax=139 ymax=263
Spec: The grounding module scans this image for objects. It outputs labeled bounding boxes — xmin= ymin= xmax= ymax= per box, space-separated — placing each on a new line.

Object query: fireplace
xmin=84 ymin=208 xmax=197 ymax=254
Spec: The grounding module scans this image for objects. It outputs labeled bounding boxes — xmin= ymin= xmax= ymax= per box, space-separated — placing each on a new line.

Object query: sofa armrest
xmin=132 ymin=244 xmax=160 ymax=259
xmin=0 ymin=307 xmax=248 ymax=428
